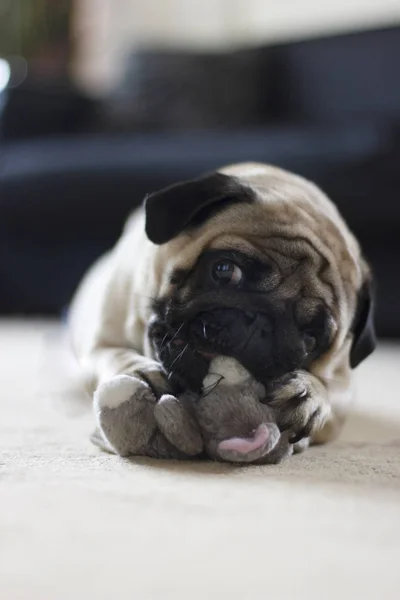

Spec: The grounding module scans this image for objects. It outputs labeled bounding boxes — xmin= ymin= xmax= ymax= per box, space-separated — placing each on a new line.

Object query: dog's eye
xmin=304 ymin=333 xmax=317 ymax=354
xmin=211 ymin=260 xmax=243 ymax=286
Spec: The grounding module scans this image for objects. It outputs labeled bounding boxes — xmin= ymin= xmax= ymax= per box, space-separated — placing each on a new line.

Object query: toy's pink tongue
xmin=218 ymin=424 xmax=269 ymax=455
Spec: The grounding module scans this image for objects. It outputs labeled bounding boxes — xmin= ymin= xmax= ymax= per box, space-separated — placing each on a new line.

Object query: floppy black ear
xmin=350 ymin=280 xmax=376 ymax=368
xmin=144 ymin=172 xmax=254 ymax=245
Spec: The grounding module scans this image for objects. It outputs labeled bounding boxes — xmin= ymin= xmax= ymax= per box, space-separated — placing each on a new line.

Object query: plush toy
xmin=92 ymin=357 xmax=292 ymax=464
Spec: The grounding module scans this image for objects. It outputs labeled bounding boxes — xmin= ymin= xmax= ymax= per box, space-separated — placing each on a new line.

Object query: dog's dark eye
xmin=304 ymin=333 xmax=317 ymax=354
xmin=211 ymin=260 xmax=243 ymax=286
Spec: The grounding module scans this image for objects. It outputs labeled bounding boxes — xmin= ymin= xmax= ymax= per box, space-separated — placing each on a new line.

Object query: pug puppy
xmin=69 ymin=162 xmax=375 ymax=457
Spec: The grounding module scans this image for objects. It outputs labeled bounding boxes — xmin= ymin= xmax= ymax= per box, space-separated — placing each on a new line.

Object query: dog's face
xmin=145 ymin=164 xmax=375 ymax=394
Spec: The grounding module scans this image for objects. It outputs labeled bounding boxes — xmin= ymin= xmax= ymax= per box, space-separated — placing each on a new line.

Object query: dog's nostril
xmin=244 ymin=311 xmax=255 ymax=326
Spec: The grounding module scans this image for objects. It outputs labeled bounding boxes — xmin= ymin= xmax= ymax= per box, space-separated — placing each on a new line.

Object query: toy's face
xmin=188 ymin=358 xmax=291 ymax=464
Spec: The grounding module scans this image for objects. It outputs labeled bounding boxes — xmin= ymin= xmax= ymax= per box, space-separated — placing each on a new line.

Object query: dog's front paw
xmin=266 ymin=372 xmax=331 ymax=444
xmin=135 ymin=363 xmax=172 ymax=399
xmin=94 ymin=375 xmax=158 ymax=456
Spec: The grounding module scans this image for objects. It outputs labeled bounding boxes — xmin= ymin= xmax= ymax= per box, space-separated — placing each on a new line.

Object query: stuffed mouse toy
xmin=92 ymin=357 xmax=292 ymax=464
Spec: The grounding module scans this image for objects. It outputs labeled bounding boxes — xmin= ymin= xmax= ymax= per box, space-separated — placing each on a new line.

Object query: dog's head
xmin=145 ymin=163 xmax=375 ymax=393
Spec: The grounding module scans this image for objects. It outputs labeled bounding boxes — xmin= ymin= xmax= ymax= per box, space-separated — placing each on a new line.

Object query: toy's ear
xmin=144 ymin=172 xmax=254 ymax=245
xmin=350 ymin=279 xmax=376 ymax=368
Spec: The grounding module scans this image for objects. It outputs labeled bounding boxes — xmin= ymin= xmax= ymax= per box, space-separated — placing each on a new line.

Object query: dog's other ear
xmin=144 ymin=172 xmax=254 ymax=245
xmin=350 ymin=279 xmax=376 ymax=368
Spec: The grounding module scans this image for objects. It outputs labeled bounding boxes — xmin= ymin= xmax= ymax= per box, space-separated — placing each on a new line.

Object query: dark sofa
xmin=1 ymin=25 xmax=399 ymax=336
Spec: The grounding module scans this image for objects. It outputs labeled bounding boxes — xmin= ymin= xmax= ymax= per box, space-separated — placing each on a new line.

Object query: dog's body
xmin=70 ymin=162 xmax=375 ymax=457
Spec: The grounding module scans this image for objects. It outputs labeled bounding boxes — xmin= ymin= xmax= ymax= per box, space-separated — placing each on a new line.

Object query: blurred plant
xmin=0 ymin=0 xmax=71 ymax=58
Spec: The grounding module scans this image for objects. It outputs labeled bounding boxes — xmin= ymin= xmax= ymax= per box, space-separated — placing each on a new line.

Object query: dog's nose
xmin=249 ymin=313 xmax=272 ymax=339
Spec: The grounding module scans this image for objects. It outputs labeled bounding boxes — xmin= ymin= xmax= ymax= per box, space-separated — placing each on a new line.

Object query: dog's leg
xmin=265 ymin=339 xmax=354 ymax=447
xmin=68 ymin=248 xmax=205 ymax=458
xmin=68 ymin=251 xmax=179 ymax=456
xmin=266 ymin=371 xmax=332 ymax=444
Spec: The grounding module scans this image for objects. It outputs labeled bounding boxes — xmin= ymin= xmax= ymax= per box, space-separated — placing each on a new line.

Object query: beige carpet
xmin=1 ymin=320 xmax=400 ymax=600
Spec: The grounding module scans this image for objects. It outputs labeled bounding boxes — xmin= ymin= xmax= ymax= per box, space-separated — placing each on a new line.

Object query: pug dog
xmin=69 ymin=162 xmax=375 ymax=457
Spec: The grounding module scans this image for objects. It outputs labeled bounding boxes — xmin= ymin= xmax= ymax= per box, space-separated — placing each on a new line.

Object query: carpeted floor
xmin=1 ymin=320 xmax=400 ymax=600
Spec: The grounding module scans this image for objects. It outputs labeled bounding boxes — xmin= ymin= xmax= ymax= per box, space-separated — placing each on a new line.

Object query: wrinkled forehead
xmin=164 ymin=198 xmax=360 ymax=283
xmin=156 ymin=198 xmax=361 ymax=334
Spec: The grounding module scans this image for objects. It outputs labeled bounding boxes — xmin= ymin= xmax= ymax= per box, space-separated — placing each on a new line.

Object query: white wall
xmin=229 ymin=0 xmax=400 ymax=45
xmin=72 ymin=0 xmax=400 ymax=94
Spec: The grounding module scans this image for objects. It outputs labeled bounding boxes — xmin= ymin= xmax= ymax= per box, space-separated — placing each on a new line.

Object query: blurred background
xmin=1 ymin=0 xmax=400 ymax=337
